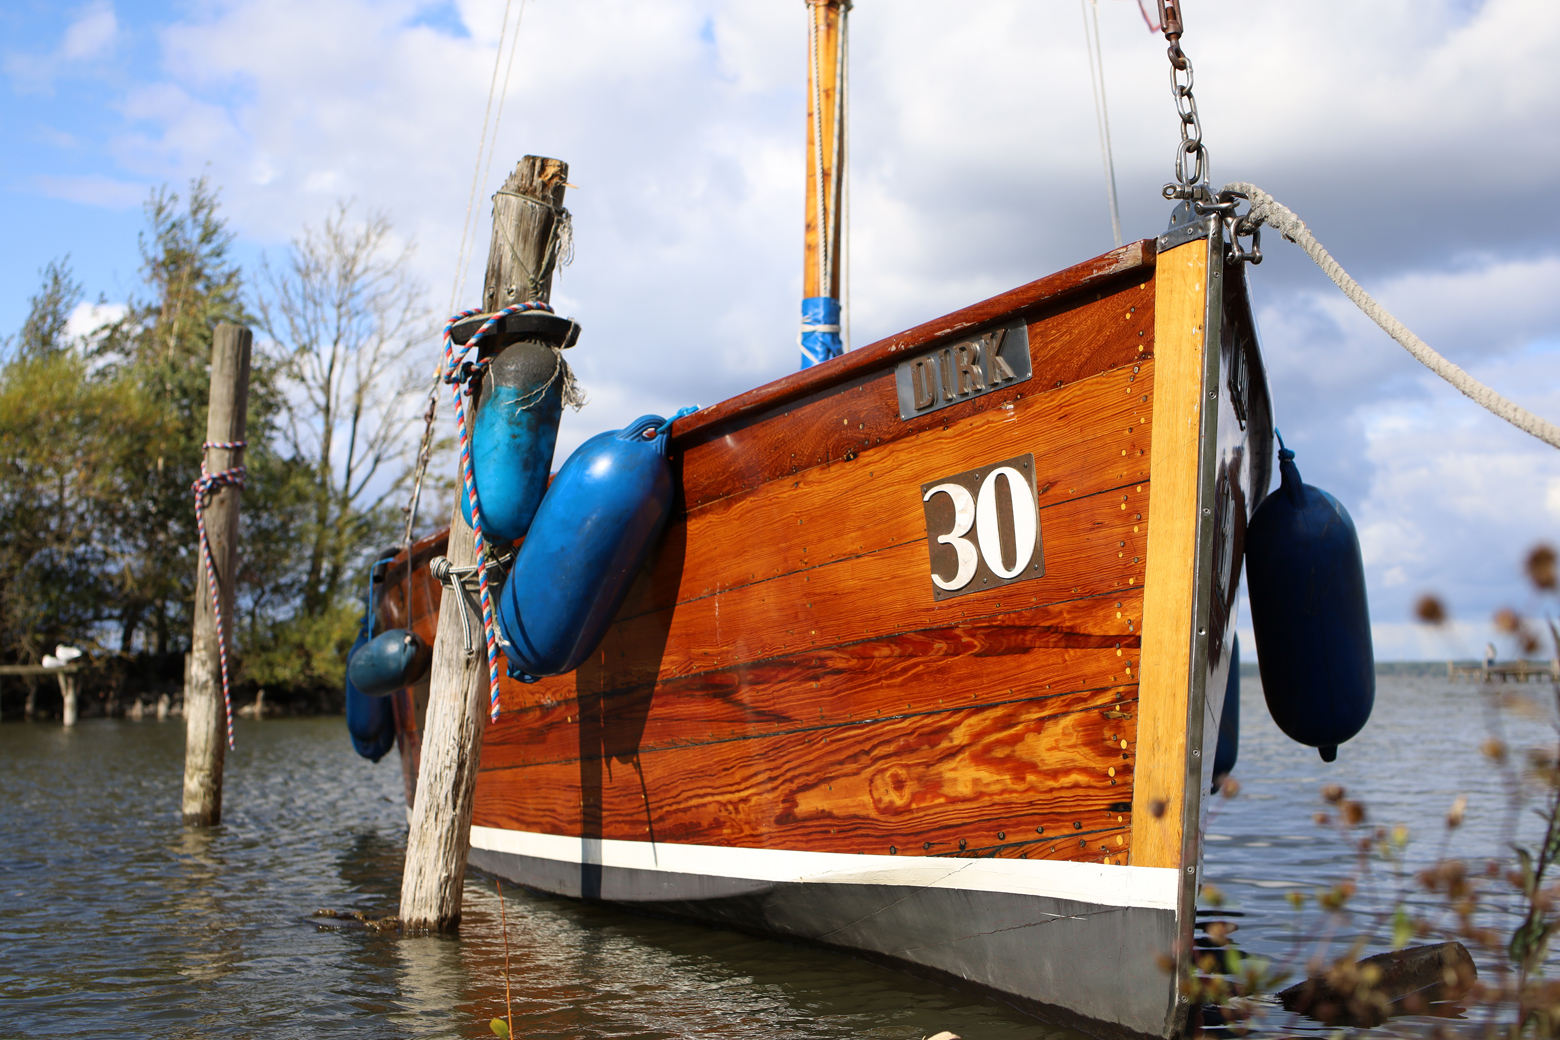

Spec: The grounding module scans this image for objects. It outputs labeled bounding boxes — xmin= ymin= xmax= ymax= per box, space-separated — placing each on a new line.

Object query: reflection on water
xmin=0 ymin=718 xmax=1053 ymax=1039
xmin=0 ymin=674 xmax=1539 ymax=1039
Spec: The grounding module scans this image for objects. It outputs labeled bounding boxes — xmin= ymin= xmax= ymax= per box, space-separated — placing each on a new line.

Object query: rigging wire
xmin=461 ymin=0 xmax=532 ymax=310
xmin=839 ymin=4 xmax=850 ymax=351
xmin=1082 ymin=0 xmax=1123 ymax=248
xmin=403 ymin=1 xmax=528 ymax=554
xmin=448 ymin=0 xmax=517 ymax=318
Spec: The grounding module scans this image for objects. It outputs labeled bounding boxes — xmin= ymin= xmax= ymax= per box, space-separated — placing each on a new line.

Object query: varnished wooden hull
xmin=384 ymin=232 xmax=1271 ymax=1038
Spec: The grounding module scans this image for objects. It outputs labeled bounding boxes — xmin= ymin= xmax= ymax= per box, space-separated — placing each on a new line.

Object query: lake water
xmin=0 ymin=671 xmax=1546 ymax=1039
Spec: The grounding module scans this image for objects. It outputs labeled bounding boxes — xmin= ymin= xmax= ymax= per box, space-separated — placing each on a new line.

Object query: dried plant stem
xmin=498 ymin=878 xmax=514 ymax=1039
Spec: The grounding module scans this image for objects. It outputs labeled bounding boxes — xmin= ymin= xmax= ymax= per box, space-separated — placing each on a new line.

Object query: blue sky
xmin=2 ymin=0 xmax=1558 ymax=660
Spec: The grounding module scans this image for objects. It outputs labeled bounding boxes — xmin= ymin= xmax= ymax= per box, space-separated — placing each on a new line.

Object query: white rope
xmin=1223 ymin=181 xmax=1560 ymax=451
xmin=1081 ymin=0 xmax=1122 ymax=248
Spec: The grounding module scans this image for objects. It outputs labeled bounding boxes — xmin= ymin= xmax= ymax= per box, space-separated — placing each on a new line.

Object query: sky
xmin=1 ymin=0 xmax=1557 ymax=662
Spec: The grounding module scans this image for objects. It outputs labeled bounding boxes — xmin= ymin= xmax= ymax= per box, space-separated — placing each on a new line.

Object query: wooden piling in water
xmin=182 ymin=324 xmax=252 ymax=827
xmin=399 ymin=156 xmax=569 ymax=932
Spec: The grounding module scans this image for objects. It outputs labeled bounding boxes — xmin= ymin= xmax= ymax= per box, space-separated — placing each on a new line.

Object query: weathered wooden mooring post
xmin=182 ymin=323 xmax=252 ymax=827
xmin=400 ymin=155 xmax=570 ymax=931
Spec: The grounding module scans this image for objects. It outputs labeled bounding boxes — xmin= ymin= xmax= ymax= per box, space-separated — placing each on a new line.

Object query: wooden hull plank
xmin=678 ymin=270 xmax=1154 ymax=511
xmin=1131 ymin=239 xmax=1210 ymax=870
xmin=474 ymin=685 xmax=1136 ymax=860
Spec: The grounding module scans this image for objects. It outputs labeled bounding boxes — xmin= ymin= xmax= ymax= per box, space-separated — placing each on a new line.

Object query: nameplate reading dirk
xmin=893 ymin=322 xmax=1032 ymax=421
xmin=921 ymin=452 xmax=1044 ymax=601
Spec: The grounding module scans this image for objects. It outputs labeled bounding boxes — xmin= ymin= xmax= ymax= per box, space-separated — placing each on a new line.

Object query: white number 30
xmin=923 ymin=466 xmax=1038 ymax=591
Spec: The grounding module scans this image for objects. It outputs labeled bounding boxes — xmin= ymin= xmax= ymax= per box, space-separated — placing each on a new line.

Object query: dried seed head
xmin=1527 ymin=544 xmax=1558 ymax=591
xmin=1415 ymin=594 xmax=1447 ymax=625
xmin=1495 ymin=607 xmax=1521 ymax=634
xmin=1322 ymin=783 xmax=1346 ymax=804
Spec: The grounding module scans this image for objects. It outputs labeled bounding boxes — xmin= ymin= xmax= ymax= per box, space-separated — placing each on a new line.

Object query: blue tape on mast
xmin=799 ymin=296 xmax=842 ymax=369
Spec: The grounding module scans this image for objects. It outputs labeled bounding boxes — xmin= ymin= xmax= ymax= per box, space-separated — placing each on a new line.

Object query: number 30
xmin=923 ymin=466 xmax=1038 ymax=591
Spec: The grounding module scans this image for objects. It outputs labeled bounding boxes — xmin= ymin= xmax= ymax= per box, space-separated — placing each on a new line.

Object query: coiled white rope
xmin=1222 ymin=182 xmax=1560 ymax=451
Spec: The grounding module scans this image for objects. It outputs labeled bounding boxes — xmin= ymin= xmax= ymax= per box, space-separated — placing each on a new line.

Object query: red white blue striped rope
xmin=193 ymin=440 xmax=247 ymax=750
xmin=442 ymin=303 xmax=554 ymax=722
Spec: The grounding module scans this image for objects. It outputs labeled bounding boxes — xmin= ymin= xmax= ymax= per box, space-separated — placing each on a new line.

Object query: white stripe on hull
xmin=469 ymin=825 xmax=1177 ymax=910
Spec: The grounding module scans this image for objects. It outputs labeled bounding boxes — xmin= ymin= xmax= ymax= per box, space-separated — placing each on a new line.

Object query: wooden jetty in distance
xmin=1448 ymin=660 xmax=1559 ymax=683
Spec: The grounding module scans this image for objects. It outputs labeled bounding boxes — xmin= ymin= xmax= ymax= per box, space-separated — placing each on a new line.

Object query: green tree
xmin=95 ymin=177 xmax=258 ymax=655
xmin=0 ymin=259 xmax=157 ymax=663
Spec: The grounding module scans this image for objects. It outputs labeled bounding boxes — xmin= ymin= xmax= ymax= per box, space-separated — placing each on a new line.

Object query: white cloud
xmin=65 ymin=300 xmax=126 ymax=341
xmin=61 ymin=3 xmax=118 ymax=62
xmin=5 ymin=2 xmax=119 ymax=93
xmin=34 ymin=173 xmax=146 ymax=209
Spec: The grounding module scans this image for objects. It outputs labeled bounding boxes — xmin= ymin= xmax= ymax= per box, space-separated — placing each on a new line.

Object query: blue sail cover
xmin=800 ymin=296 xmax=842 ymax=369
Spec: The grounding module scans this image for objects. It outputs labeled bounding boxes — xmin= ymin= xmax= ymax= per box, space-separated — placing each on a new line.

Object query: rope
xmin=808 ymin=5 xmax=827 ymax=297
xmin=1081 ymin=0 xmax=1122 ymax=248
xmin=192 ymin=440 xmax=246 ymax=750
xmin=442 ymin=302 xmax=555 ymax=722
xmin=1221 ymin=182 xmax=1560 ymax=451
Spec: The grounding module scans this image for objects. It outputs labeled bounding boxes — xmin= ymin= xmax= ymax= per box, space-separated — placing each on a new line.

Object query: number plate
xmin=893 ymin=321 xmax=1032 ymax=420
xmin=920 ymin=452 xmax=1045 ymax=601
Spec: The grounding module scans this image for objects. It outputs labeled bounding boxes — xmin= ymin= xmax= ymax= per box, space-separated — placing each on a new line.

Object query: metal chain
xmin=1157 ymin=0 xmax=1210 ymax=202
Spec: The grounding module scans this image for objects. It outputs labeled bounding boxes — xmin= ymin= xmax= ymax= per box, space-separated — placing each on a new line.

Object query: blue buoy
xmin=1212 ymin=635 xmax=1240 ymax=792
xmin=347 ymin=628 xmax=430 ymax=698
xmin=461 ymin=317 xmax=578 ymax=543
xmin=345 ymin=608 xmax=395 ymax=762
xmin=1244 ymin=437 xmax=1374 ymax=762
xmin=496 ymin=413 xmax=680 ymax=678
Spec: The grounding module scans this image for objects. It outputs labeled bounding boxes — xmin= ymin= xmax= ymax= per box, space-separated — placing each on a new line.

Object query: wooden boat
xmin=376 ymin=221 xmax=1272 ymax=1037
xmin=371 ymin=5 xmax=1275 ymax=1035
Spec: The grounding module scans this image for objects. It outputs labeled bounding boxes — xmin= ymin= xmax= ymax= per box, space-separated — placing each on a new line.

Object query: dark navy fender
xmin=1212 ymin=634 xmax=1240 ymax=792
xmin=497 ymin=414 xmax=678 ymax=679
xmin=1245 ymin=445 xmax=1374 ymax=762
xmin=344 ymin=611 xmax=395 ymax=762
xmin=347 ymin=628 xmax=430 ymax=698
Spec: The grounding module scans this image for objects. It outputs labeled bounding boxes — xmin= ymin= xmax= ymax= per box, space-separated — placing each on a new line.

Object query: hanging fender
xmin=496 ymin=413 xmax=681 ymax=679
xmin=459 ymin=312 xmax=580 ymax=544
xmin=1211 ymin=634 xmax=1240 ymax=792
xmin=344 ymin=605 xmax=395 ymax=762
xmin=347 ymin=629 xmax=431 ymax=698
xmin=1244 ymin=439 xmax=1374 ymax=762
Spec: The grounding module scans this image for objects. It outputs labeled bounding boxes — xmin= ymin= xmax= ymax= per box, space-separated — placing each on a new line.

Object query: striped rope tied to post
xmin=442 ymin=302 xmax=555 ymax=722
xmin=192 ymin=439 xmax=247 ymax=750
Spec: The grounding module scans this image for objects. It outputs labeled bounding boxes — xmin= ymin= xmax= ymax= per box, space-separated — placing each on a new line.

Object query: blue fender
xmin=497 ymin=414 xmax=678 ymax=678
xmin=1212 ymin=634 xmax=1240 ymax=792
xmin=347 ymin=629 xmax=430 ymax=698
xmin=1245 ymin=441 xmax=1374 ymax=762
xmin=345 ymin=610 xmax=395 ymax=762
xmin=463 ymin=338 xmax=566 ymax=543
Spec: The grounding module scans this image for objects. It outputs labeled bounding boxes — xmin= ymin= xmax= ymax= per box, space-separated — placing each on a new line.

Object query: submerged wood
xmin=182 ymin=324 xmax=252 ymax=827
xmin=1278 ymin=941 xmax=1477 ymax=1025
xmin=399 ymin=156 xmax=569 ymax=932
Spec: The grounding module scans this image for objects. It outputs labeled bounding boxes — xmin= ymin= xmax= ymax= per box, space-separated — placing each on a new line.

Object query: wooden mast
xmin=800 ymin=0 xmax=849 ymax=368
